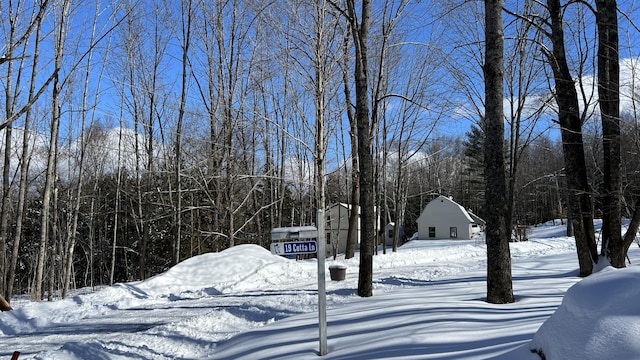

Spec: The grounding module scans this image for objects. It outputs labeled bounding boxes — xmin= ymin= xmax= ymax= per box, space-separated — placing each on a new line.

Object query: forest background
xmin=1 ymin=0 xmax=639 ymax=303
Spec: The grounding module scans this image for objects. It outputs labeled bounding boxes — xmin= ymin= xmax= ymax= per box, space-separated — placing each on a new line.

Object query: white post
xmin=317 ymin=209 xmax=328 ymax=355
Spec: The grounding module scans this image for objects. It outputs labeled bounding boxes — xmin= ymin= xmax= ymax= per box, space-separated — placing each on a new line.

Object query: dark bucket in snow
xmin=329 ymin=265 xmax=347 ymax=281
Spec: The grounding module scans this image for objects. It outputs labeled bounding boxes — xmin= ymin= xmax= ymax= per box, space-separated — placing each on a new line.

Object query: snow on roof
xmin=434 ymin=195 xmax=475 ymax=223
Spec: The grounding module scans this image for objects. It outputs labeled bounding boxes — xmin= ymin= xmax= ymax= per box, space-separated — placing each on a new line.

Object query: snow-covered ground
xmin=1 ymin=220 xmax=639 ymax=359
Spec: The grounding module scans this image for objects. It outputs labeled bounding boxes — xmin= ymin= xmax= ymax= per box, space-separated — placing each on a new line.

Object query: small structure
xmin=384 ymin=222 xmax=405 ymax=246
xmin=325 ymin=203 xmax=380 ymax=256
xmin=325 ymin=203 xmax=354 ymax=256
xmin=416 ymin=195 xmax=485 ymax=240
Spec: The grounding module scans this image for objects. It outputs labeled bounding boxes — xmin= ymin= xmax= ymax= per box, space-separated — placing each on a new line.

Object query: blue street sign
xmin=270 ymin=241 xmax=318 ymax=255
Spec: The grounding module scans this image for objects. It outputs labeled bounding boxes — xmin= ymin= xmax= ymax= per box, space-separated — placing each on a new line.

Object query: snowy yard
xmin=1 ymin=220 xmax=639 ymax=359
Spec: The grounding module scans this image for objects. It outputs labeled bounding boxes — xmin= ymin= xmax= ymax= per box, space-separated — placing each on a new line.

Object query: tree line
xmin=0 ymin=0 xmax=639 ymax=303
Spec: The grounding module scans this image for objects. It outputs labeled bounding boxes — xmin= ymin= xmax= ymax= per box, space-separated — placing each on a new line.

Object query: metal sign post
xmin=316 ymin=209 xmax=327 ymax=356
xmin=269 ymin=219 xmax=328 ymax=356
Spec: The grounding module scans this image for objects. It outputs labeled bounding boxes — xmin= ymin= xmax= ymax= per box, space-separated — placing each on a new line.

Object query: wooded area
xmin=0 ymin=0 xmax=639 ymax=302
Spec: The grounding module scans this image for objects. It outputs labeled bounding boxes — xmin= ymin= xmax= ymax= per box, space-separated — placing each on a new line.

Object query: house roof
xmin=418 ymin=195 xmax=483 ymax=224
xmin=328 ymin=203 xmax=352 ymax=210
xmin=327 ymin=203 xmax=377 ymax=212
xmin=271 ymin=226 xmax=318 ymax=240
xmin=467 ymin=211 xmax=486 ymax=225
xmin=443 ymin=196 xmax=474 ymax=223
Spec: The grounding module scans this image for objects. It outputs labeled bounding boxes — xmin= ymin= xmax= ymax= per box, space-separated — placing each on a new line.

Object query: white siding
xmin=326 ymin=203 xmax=358 ymax=256
xmin=324 ymin=203 xmax=380 ymax=255
xmin=416 ymin=196 xmax=476 ymax=240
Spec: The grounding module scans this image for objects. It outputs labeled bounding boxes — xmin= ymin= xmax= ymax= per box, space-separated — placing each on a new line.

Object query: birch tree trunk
xmin=61 ymin=0 xmax=108 ymax=298
xmin=174 ymin=0 xmax=192 ymax=264
xmin=0 ymin=1 xmax=19 ymax=298
xmin=7 ymin=0 xmax=46 ymax=301
xmin=34 ymin=0 xmax=71 ymax=301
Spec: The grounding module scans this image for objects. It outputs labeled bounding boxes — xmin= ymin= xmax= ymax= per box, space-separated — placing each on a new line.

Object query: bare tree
xmin=484 ymin=0 xmax=514 ymax=304
xmin=0 ymin=1 xmax=54 ymax=134
xmin=446 ymin=1 xmax=552 ymax=235
xmin=250 ymin=3 xmax=296 ymax=233
xmin=190 ymin=0 xmax=264 ymax=249
xmin=118 ymin=1 xmax=172 ymax=279
xmin=213 ymin=0 xmax=241 ymax=248
xmin=369 ymin=0 xmax=409 ymax=256
xmin=543 ymin=0 xmax=599 ymax=275
xmin=0 ymin=1 xmax=18 ymax=298
xmin=503 ymin=3 xmax=552 ymax=233
xmin=310 ymin=0 xmax=340 ymax=220
xmin=344 ymin=0 xmax=374 ymax=297
xmin=387 ymin=66 xmax=441 ymax=252
xmin=339 ymin=30 xmax=359 ymax=259
xmin=34 ymin=0 xmax=71 ymax=301
xmin=173 ymin=0 xmax=193 ymax=264
xmin=595 ymin=0 xmax=632 ymax=267
xmin=60 ymin=0 xmax=113 ymax=298
xmin=276 ymin=0 xmax=342 ymax=238
xmin=0 ymin=0 xmax=51 ymax=300
xmin=0 ymin=0 xmax=24 ymax=298
xmin=109 ymin=112 xmax=126 ymax=286
xmin=498 ymin=0 xmax=599 ymax=275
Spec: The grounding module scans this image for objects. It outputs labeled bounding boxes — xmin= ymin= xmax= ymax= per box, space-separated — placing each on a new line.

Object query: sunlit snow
xmin=1 ymin=220 xmax=639 ymax=359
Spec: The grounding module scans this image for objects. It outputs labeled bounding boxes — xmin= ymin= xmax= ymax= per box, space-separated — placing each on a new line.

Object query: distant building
xmin=325 ymin=203 xmax=380 ymax=256
xmin=416 ymin=195 xmax=485 ymax=240
xmin=384 ymin=222 xmax=406 ymax=246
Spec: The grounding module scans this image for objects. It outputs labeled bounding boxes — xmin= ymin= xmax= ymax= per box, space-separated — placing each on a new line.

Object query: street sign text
xmin=270 ymin=241 xmax=317 ymax=255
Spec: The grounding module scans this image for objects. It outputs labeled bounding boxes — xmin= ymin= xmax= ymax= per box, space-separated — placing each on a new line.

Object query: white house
xmin=416 ymin=195 xmax=485 ymax=240
xmin=325 ymin=203 xmax=380 ymax=256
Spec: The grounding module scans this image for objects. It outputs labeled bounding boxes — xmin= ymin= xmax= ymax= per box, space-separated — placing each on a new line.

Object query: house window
xmin=428 ymin=227 xmax=435 ymax=238
xmin=450 ymin=227 xmax=457 ymax=238
xmin=388 ymin=229 xmax=394 ymax=238
xmin=326 ymin=232 xmax=331 ymax=245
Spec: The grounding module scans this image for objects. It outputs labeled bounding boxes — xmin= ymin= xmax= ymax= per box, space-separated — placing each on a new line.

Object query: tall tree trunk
xmin=484 ymin=0 xmax=514 ymax=304
xmin=393 ymin=139 xmax=407 ymax=253
xmin=546 ymin=0 xmax=598 ymax=276
xmin=621 ymin=198 xmax=640 ymax=253
xmin=49 ymin=179 xmax=60 ymax=301
xmin=62 ymin=0 xmax=104 ymax=297
xmin=0 ymin=3 xmax=18 ymax=298
xmin=341 ymin=33 xmax=359 ymax=259
xmin=8 ymin=2 xmax=45 ymax=301
xmin=346 ymin=0 xmax=373 ymax=298
xmin=596 ymin=0 xmax=624 ymax=266
xmin=175 ymin=0 xmax=192 ymax=264
xmin=141 ymin=82 xmax=155 ymax=280
xmin=61 ymin=113 xmax=84 ymax=299
xmin=34 ymin=0 xmax=70 ymax=301
xmin=110 ymin=119 xmax=124 ymax=286
xmin=313 ymin=0 xmax=330 ymax=220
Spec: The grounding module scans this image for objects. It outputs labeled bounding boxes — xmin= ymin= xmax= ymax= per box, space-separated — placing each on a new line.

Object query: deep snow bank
xmin=530 ymin=266 xmax=640 ymax=359
xmin=124 ymin=244 xmax=294 ymax=296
